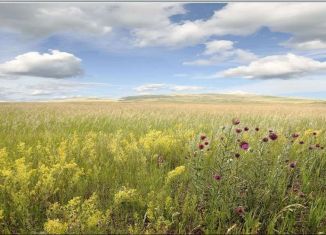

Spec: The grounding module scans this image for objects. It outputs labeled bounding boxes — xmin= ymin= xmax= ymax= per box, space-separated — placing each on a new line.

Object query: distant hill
xmin=120 ymin=93 xmax=326 ymax=104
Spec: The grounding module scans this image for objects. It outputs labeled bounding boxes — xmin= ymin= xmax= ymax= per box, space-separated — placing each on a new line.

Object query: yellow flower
xmin=139 ymin=130 xmax=176 ymax=153
xmin=304 ymin=129 xmax=321 ymax=137
xmin=114 ymin=187 xmax=139 ymax=206
xmin=44 ymin=219 xmax=68 ymax=234
xmin=166 ymin=166 xmax=186 ymax=183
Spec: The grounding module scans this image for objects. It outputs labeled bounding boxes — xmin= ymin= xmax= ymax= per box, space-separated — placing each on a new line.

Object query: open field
xmin=0 ymin=95 xmax=325 ymax=234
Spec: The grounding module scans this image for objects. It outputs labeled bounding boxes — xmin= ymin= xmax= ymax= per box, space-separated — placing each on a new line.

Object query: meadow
xmin=0 ymin=96 xmax=325 ymax=234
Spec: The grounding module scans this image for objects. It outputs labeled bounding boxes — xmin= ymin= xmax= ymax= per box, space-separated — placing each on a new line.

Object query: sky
xmin=1 ymin=2 xmax=326 ymax=101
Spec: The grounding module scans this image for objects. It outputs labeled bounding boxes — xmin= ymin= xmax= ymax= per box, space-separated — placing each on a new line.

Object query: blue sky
xmin=1 ymin=2 xmax=326 ymax=100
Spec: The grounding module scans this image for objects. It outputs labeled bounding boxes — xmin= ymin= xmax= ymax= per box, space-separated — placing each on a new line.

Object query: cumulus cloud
xmin=0 ymin=50 xmax=83 ymax=79
xmin=134 ymin=83 xmax=205 ymax=94
xmin=130 ymin=3 xmax=326 ymax=48
xmin=0 ymin=3 xmax=185 ymax=40
xmin=221 ymin=53 xmax=326 ymax=79
xmin=183 ymin=40 xmax=257 ymax=66
xmin=203 ymin=40 xmax=234 ymax=55
xmin=3 ymin=3 xmax=326 ymax=49
xmin=283 ymin=39 xmax=326 ymax=50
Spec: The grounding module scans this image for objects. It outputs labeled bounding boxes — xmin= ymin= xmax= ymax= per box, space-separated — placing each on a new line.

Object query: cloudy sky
xmin=1 ymin=2 xmax=326 ymax=100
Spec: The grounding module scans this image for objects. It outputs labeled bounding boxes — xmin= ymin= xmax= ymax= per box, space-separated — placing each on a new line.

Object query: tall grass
xmin=0 ymin=102 xmax=325 ymax=234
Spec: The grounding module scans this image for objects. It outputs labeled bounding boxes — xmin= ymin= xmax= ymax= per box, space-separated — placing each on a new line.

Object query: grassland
xmin=0 ymin=94 xmax=325 ymax=234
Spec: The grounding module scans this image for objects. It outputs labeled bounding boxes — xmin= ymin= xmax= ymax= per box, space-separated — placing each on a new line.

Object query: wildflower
xmin=235 ymin=206 xmax=245 ymax=216
xmin=244 ymin=127 xmax=249 ymax=131
xmin=235 ymin=153 xmax=240 ymax=158
xmin=289 ymin=162 xmax=296 ymax=168
xmin=204 ymin=141 xmax=209 ymax=146
xmin=255 ymin=127 xmax=259 ymax=131
xmin=213 ymin=174 xmax=221 ymax=181
xmin=262 ymin=137 xmax=269 ymax=142
xmin=166 ymin=166 xmax=186 ymax=183
xmin=292 ymin=133 xmax=299 ymax=138
xmin=232 ymin=118 xmax=240 ymax=125
xmin=269 ymin=129 xmax=273 ymax=133
xmin=315 ymin=144 xmax=320 ymax=148
xmin=198 ymin=144 xmax=205 ymax=150
xmin=200 ymin=135 xmax=206 ymax=140
xmin=235 ymin=128 xmax=242 ymax=134
xmin=44 ymin=219 xmax=68 ymax=234
xmin=114 ymin=187 xmax=139 ymax=205
xmin=240 ymin=141 xmax=249 ymax=151
xmin=269 ymin=132 xmax=278 ymax=141
xmin=299 ymin=141 xmax=304 ymax=145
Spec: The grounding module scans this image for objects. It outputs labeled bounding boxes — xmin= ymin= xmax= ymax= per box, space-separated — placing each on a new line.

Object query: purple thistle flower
xmin=289 ymin=162 xmax=296 ymax=168
xmin=198 ymin=144 xmax=205 ymax=150
xmin=240 ymin=141 xmax=249 ymax=151
xmin=213 ymin=174 xmax=221 ymax=181
xmin=232 ymin=118 xmax=240 ymax=125
xmin=292 ymin=133 xmax=299 ymax=138
xmin=235 ymin=128 xmax=242 ymax=134
xmin=269 ymin=132 xmax=278 ymax=141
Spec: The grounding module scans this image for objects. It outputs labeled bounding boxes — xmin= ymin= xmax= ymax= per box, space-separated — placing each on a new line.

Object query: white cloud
xmin=183 ymin=59 xmax=216 ymax=66
xmin=183 ymin=40 xmax=257 ymax=66
xmin=134 ymin=83 xmax=205 ymax=94
xmin=284 ymin=39 xmax=326 ymax=50
xmin=0 ymin=3 xmax=185 ymax=40
xmin=134 ymin=83 xmax=168 ymax=93
xmin=0 ymin=50 xmax=83 ymax=79
xmin=221 ymin=53 xmax=326 ymax=79
xmin=3 ymin=3 xmax=326 ymax=50
xmin=0 ymin=76 xmax=107 ymax=101
xmin=221 ymin=77 xmax=326 ymax=97
xmin=170 ymin=85 xmax=204 ymax=91
xmin=207 ymin=3 xmax=326 ymax=50
xmin=203 ymin=40 xmax=234 ymax=55
xmin=129 ymin=3 xmax=326 ymax=49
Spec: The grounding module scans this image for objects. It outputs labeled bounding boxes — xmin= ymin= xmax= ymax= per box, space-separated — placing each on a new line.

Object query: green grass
xmin=0 ymin=97 xmax=325 ymax=234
